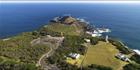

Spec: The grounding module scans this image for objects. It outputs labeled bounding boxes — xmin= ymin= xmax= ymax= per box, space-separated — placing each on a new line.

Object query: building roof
xmin=84 ymin=39 xmax=90 ymax=43
xmin=115 ymin=53 xmax=130 ymax=62
xmin=69 ymin=53 xmax=80 ymax=59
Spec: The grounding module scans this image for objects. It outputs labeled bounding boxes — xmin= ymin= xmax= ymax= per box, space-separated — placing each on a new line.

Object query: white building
xmin=2 ymin=38 xmax=11 ymax=41
xmin=115 ymin=53 xmax=130 ymax=62
xmin=69 ymin=53 xmax=80 ymax=59
xmin=84 ymin=39 xmax=91 ymax=43
xmin=92 ymin=33 xmax=102 ymax=37
xmin=105 ymin=35 xmax=109 ymax=43
xmin=97 ymin=28 xmax=111 ymax=33
xmin=77 ymin=18 xmax=85 ymax=22
xmin=133 ymin=49 xmax=140 ymax=56
xmin=86 ymin=31 xmax=102 ymax=37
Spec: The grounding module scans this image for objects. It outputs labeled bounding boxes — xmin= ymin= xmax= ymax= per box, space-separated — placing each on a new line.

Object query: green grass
xmin=0 ymin=56 xmax=20 ymax=64
xmin=44 ymin=23 xmax=83 ymax=36
xmin=0 ymin=59 xmax=38 ymax=70
xmin=0 ymin=32 xmax=50 ymax=63
xmin=83 ymin=41 xmax=127 ymax=70
xmin=0 ymin=57 xmax=3 ymax=62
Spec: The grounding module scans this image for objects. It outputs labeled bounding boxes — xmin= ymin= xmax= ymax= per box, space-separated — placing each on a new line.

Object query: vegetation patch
xmin=123 ymin=63 xmax=140 ymax=70
xmin=0 ymin=60 xmax=38 ymax=70
xmin=82 ymin=64 xmax=112 ymax=70
xmin=0 ymin=32 xmax=50 ymax=63
xmin=130 ymin=54 xmax=140 ymax=64
xmin=0 ymin=57 xmax=3 ymax=63
xmin=42 ymin=23 xmax=84 ymax=36
xmin=109 ymin=39 xmax=132 ymax=54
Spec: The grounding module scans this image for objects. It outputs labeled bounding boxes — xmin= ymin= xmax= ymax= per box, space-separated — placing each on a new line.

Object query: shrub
xmin=82 ymin=64 xmax=112 ymax=70
xmin=90 ymin=37 xmax=99 ymax=45
xmin=0 ymin=61 xmax=38 ymax=70
xmin=109 ymin=39 xmax=131 ymax=54
xmin=130 ymin=54 xmax=140 ymax=64
xmin=123 ymin=63 xmax=140 ymax=70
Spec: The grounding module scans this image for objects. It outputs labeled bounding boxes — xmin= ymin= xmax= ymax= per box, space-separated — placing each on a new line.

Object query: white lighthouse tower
xmin=106 ymin=35 xmax=109 ymax=43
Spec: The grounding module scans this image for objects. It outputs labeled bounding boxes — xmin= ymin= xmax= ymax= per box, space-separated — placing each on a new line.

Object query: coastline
xmin=1 ymin=3 xmax=140 ymax=51
xmin=0 ymin=19 xmax=137 ymax=52
xmin=0 ymin=16 xmax=140 ymax=70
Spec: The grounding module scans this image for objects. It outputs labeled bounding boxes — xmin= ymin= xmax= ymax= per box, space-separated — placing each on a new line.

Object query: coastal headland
xmin=0 ymin=16 xmax=140 ymax=70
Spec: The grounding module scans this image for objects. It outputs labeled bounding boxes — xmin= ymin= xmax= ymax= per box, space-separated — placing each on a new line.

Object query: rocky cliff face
xmin=60 ymin=16 xmax=77 ymax=24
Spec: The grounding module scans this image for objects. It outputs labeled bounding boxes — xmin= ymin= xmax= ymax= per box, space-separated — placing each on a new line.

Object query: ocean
xmin=0 ymin=3 xmax=140 ymax=49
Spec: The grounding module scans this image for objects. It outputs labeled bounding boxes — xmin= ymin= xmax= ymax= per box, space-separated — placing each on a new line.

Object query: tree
xmin=82 ymin=64 xmax=112 ymax=70
xmin=90 ymin=37 xmax=99 ymax=45
xmin=109 ymin=39 xmax=131 ymax=54
xmin=130 ymin=54 xmax=140 ymax=64
xmin=123 ymin=63 xmax=140 ymax=70
xmin=0 ymin=61 xmax=38 ymax=70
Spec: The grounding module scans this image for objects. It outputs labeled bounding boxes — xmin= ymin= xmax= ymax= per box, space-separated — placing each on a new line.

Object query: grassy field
xmin=44 ymin=23 xmax=83 ymax=36
xmin=83 ymin=41 xmax=127 ymax=70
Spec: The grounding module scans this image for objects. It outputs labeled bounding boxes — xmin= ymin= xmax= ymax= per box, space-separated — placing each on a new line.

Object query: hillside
xmin=40 ymin=16 xmax=85 ymax=36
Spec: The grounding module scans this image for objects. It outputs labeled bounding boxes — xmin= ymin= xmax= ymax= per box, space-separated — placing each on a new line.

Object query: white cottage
xmin=69 ymin=53 xmax=80 ymax=59
xmin=133 ymin=49 xmax=140 ymax=56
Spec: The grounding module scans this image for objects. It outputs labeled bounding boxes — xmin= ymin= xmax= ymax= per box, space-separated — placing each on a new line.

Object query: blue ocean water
xmin=0 ymin=3 xmax=140 ymax=49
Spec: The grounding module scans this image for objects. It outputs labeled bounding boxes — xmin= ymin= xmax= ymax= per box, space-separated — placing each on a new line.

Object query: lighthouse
xmin=106 ymin=35 xmax=109 ymax=43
